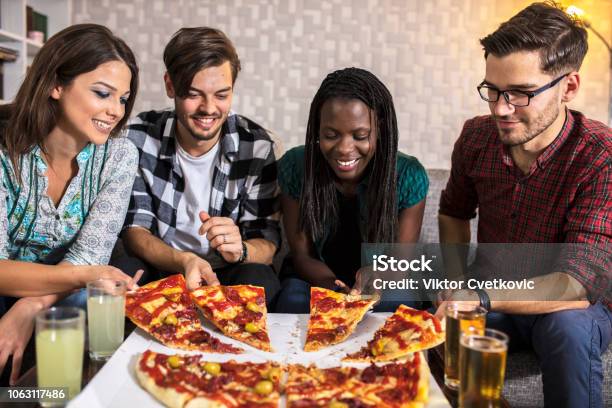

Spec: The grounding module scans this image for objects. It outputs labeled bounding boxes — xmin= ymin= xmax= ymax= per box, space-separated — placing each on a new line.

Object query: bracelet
xmin=474 ymin=288 xmax=491 ymax=312
xmin=237 ymin=241 xmax=248 ymax=264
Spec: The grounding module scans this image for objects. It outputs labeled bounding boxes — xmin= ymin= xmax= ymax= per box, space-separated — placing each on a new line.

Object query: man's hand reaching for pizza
xmin=182 ymin=252 xmax=220 ymax=290
xmin=199 ymin=211 xmax=244 ymax=263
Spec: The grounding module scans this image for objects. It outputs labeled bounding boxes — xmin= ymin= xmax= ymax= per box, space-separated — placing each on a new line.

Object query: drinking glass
xmin=86 ymin=278 xmax=126 ymax=360
xmin=36 ymin=307 xmax=85 ymax=406
xmin=459 ymin=328 xmax=509 ymax=408
xmin=444 ymin=302 xmax=487 ymax=390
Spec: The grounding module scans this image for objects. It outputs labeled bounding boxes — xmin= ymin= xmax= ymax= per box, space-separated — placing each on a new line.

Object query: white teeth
xmin=93 ymin=119 xmax=111 ymax=130
xmin=337 ymin=159 xmax=358 ymax=166
xmin=196 ymin=118 xmax=215 ymax=125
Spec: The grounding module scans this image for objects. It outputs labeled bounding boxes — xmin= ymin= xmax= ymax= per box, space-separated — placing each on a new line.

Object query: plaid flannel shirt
xmin=440 ymin=109 xmax=611 ymax=307
xmin=123 ymin=109 xmax=281 ymax=252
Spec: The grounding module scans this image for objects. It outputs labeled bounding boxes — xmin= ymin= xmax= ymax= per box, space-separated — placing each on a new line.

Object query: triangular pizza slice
xmin=191 ymin=285 xmax=272 ymax=352
xmin=304 ymin=287 xmax=376 ymax=351
xmin=343 ymin=304 xmax=444 ymax=362
xmin=125 ymin=274 xmax=242 ymax=353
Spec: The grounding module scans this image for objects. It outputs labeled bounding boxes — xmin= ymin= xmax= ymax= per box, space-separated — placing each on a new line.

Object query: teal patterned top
xmin=0 ymin=137 xmax=138 ymax=265
xmin=278 ymin=145 xmax=429 ymax=257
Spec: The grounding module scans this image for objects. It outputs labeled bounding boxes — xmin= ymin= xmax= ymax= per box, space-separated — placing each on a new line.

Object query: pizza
xmin=343 ymin=305 xmax=444 ymax=362
xmin=286 ymin=353 xmax=429 ymax=407
xmin=304 ymin=287 xmax=376 ymax=351
xmin=135 ymin=350 xmax=282 ymax=408
xmin=125 ymin=274 xmax=242 ymax=353
xmin=190 ymin=285 xmax=272 ymax=352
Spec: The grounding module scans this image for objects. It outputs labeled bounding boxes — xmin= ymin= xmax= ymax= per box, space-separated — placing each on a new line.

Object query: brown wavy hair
xmin=480 ymin=1 xmax=588 ymax=75
xmin=1 ymin=23 xmax=139 ymax=178
xmin=163 ymin=27 xmax=241 ymax=97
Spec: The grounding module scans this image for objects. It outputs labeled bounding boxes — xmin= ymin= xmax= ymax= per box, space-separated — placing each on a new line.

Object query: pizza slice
xmin=343 ymin=304 xmax=444 ymax=362
xmin=135 ymin=349 xmax=282 ymax=408
xmin=125 ymin=274 xmax=242 ymax=353
xmin=286 ymin=353 xmax=429 ymax=408
xmin=304 ymin=287 xmax=376 ymax=351
xmin=190 ymin=285 xmax=272 ymax=351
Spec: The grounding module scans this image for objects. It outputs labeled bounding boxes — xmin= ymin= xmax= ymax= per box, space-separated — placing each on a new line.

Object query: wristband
xmin=474 ymin=289 xmax=491 ymax=312
xmin=237 ymin=241 xmax=248 ymax=264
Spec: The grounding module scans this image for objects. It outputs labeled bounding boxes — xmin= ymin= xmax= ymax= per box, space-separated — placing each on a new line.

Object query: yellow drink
xmin=444 ymin=304 xmax=486 ymax=390
xmin=36 ymin=328 xmax=84 ymax=401
xmin=87 ymin=295 xmax=125 ymax=360
xmin=459 ymin=329 xmax=509 ymax=408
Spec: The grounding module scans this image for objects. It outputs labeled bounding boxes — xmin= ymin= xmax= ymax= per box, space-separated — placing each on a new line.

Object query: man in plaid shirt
xmin=122 ymin=27 xmax=281 ymax=306
xmin=436 ymin=3 xmax=610 ymax=407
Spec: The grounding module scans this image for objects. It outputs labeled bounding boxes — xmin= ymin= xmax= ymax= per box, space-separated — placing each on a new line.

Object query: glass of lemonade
xmin=444 ymin=302 xmax=487 ymax=390
xmin=459 ymin=328 xmax=509 ymax=408
xmin=36 ymin=307 xmax=85 ymax=406
xmin=86 ymin=279 xmax=126 ymax=360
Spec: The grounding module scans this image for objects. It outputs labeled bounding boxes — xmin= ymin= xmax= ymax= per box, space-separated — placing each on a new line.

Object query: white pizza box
xmin=69 ymin=313 xmax=450 ymax=407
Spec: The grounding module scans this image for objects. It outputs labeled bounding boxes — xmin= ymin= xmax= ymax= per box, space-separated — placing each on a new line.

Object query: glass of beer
xmin=86 ymin=278 xmax=127 ymax=360
xmin=459 ymin=328 xmax=509 ymax=408
xmin=36 ymin=307 xmax=85 ymax=405
xmin=444 ymin=302 xmax=487 ymax=390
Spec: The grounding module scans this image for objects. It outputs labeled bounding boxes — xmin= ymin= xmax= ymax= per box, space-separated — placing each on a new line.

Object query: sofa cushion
xmin=503 ymin=347 xmax=612 ymax=407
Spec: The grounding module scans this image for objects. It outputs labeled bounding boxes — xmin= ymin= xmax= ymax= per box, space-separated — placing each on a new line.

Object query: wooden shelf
xmin=0 ymin=0 xmax=71 ymax=101
xmin=0 ymin=29 xmax=23 ymax=42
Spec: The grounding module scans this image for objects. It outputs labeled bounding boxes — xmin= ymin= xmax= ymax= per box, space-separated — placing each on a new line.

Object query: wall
xmin=73 ymin=0 xmax=612 ymax=169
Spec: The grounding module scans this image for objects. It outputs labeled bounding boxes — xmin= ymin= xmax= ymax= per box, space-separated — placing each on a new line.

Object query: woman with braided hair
xmin=275 ymin=67 xmax=428 ymax=312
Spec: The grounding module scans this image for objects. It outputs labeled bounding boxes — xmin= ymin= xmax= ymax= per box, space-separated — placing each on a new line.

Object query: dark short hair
xmin=2 ymin=23 xmax=138 ymax=179
xmin=163 ymin=27 xmax=241 ymax=97
xmin=480 ymin=1 xmax=588 ymax=74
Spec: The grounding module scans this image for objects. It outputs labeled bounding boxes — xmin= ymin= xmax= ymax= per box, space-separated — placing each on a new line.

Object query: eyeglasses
xmin=477 ymin=73 xmax=569 ymax=107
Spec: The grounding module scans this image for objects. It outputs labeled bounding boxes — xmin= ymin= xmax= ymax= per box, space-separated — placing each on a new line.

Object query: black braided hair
xmin=300 ymin=67 xmax=399 ymax=244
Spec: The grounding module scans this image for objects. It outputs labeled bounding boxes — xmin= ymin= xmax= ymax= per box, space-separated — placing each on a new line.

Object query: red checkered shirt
xmin=439 ymin=109 xmax=611 ymax=307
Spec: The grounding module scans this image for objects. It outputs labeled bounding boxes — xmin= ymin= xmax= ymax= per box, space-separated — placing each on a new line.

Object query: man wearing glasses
xmin=436 ymin=2 xmax=611 ymax=407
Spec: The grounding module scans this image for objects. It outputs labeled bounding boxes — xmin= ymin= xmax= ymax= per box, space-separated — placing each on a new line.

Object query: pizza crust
xmin=134 ymin=353 xmax=194 ymax=408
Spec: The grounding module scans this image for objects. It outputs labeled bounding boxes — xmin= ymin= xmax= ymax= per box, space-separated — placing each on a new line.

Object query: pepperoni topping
xmin=330 ymin=317 xmax=345 ymax=325
xmin=306 ymin=331 xmax=336 ymax=343
xmin=225 ymin=287 xmax=243 ymax=304
xmin=314 ymin=297 xmax=339 ymax=313
xmin=360 ymin=365 xmax=377 ymax=383
xmin=234 ymin=310 xmax=262 ymax=325
xmin=338 ymin=398 xmax=374 ymax=408
xmin=290 ymin=398 xmax=318 ymax=408
xmin=128 ymin=306 xmax=152 ymax=325
xmin=345 ymin=300 xmax=369 ymax=309
xmin=153 ymin=324 xmax=177 ymax=339
xmin=211 ymin=301 xmax=232 ymax=312
xmin=185 ymin=330 xmax=211 ymax=344
xmin=400 ymin=306 xmax=442 ymax=332
xmin=324 ymin=368 xmax=348 ymax=385
xmin=254 ymin=295 xmax=265 ymax=305
xmin=251 ymin=330 xmax=268 ymax=341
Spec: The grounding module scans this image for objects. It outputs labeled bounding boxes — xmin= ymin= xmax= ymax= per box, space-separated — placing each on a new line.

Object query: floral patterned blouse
xmin=0 ymin=137 xmax=138 ymax=265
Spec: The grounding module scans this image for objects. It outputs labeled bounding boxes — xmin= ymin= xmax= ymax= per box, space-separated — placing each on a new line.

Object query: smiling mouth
xmin=193 ymin=117 xmax=218 ymax=129
xmin=92 ymin=119 xmax=113 ymax=133
xmin=335 ymin=158 xmax=360 ymax=170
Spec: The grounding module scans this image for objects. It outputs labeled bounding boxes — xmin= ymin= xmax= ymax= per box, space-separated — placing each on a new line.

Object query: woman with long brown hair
xmin=0 ymin=23 xmax=141 ymax=384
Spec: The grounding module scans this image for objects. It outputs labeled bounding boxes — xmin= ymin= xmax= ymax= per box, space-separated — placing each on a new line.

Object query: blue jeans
xmin=487 ymin=303 xmax=612 ymax=408
xmin=0 ymin=289 xmax=88 ymax=318
xmin=55 ymin=289 xmax=88 ymax=310
xmin=274 ymin=277 xmax=421 ymax=313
